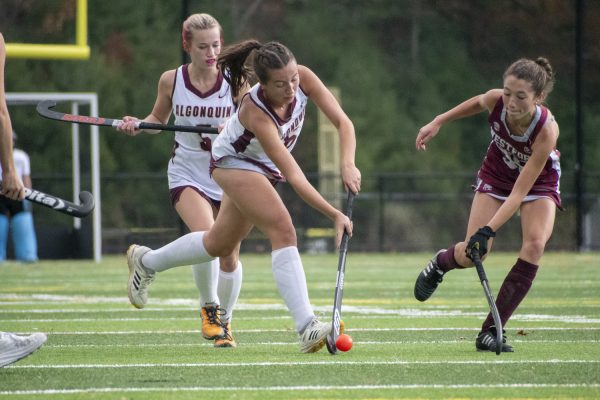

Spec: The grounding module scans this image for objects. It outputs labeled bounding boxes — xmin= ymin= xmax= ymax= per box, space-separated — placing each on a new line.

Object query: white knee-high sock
xmin=272 ymin=246 xmax=314 ymax=332
xmin=142 ymin=231 xmax=214 ymax=272
xmin=218 ymin=261 xmax=243 ymax=324
xmin=192 ymin=259 xmax=219 ymax=306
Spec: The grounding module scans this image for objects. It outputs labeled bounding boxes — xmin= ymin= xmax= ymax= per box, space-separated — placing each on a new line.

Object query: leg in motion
xmin=414 ymin=193 xmax=501 ymax=302
xmin=476 ymin=199 xmax=555 ymax=352
xmin=126 ymin=230 xmax=218 ymax=308
xmin=212 ymin=169 xmax=331 ymax=353
xmin=126 ymin=245 xmax=154 ymax=309
xmin=214 ymin=258 xmax=242 ymax=348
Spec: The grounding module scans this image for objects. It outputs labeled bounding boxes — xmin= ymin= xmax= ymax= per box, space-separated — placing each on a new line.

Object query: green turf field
xmin=0 ymin=252 xmax=598 ymax=399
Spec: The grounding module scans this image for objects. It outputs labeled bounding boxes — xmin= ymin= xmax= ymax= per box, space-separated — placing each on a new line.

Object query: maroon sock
xmin=436 ymin=245 xmax=461 ymax=272
xmin=481 ymin=258 xmax=539 ymax=332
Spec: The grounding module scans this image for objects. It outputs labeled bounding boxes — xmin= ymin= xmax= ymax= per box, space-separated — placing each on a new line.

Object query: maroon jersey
xmin=476 ymin=97 xmax=561 ymax=205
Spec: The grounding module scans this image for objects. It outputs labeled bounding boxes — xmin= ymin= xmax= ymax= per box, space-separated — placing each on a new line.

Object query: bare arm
xmin=298 ymin=66 xmax=361 ymax=193
xmin=116 ymin=70 xmax=175 ymax=135
xmin=0 ymin=33 xmax=24 ymax=200
xmin=416 ymin=89 xmax=502 ymax=151
xmin=486 ymin=116 xmax=559 ymax=231
xmin=240 ymin=102 xmax=351 ymax=247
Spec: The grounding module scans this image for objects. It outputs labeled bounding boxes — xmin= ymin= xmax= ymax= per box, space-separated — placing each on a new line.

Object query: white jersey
xmin=168 ymin=65 xmax=236 ymax=200
xmin=0 ymin=149 xmax=30 ymax=179
xmin=212 ymin=83 xmax=308 ymax=181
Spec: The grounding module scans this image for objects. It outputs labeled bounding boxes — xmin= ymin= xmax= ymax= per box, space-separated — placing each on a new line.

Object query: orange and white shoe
xmin=200 ymin=304 xmax=224 ymax=340
xmin=214 ymin=322 xmax=236 ymax=348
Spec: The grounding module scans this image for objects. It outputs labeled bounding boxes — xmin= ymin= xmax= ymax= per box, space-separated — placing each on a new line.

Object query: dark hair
xmin=218 ymin=40 xmax=296 ymax=98
xmin=503 ymin=57 xmax=555 ymax=100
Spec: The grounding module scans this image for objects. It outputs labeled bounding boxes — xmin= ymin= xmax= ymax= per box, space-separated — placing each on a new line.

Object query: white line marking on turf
xmin=1 ymin=383 xmax=599 ymax=396
xmin=42 ymin=339 xmax=600 ymax=349
xmin=6 ymin=326 xmax=598 ymax=337
xmin=7 ymin=359 xmax=600 ymax=369
xmin=2 ymin=294 xmax=599 ymax=323
xmin=8 ymin=326 xmax=597 ymax=336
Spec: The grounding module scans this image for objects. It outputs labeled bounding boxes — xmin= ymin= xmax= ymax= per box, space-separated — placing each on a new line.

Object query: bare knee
xmin=520 ymin=238 xmax=546 ymax=262
xmin=266 ymin=223 xmax=297 ymax=249
xmin=219 ymin=254 xmax=239 ymax=272
xmin=204 ymin=234 xmax=238 ymax=258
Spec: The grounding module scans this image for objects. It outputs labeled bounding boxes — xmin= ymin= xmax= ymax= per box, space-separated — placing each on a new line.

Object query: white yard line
xmin=1 ymin=383 xmax=600 ymax=396
xmin=1 ymin=294 xmax=599 ymax=324
xmin=38 ymin=338 xmax=600 ymax=349
xmin=6 ymin=359 xmax=600 ymax=369
xmin=6 ymin=326 xmax=600 ymax=336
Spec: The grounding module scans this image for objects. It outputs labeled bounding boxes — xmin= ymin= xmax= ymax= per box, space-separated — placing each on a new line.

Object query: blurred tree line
xmin=1 ymin=0 xmax=598 ymax=246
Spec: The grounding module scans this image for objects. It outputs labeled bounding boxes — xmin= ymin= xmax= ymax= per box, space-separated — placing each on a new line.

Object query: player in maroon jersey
xmin=413 ymin=57 xmax=561 ymax=353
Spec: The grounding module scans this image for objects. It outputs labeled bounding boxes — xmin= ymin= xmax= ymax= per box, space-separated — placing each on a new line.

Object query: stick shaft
xmin=327 ymin=192 xmax=356 ymax=354
xmin=471 ymin=251 xmax=503 ymax=355
xmin=36 ymin=100 xmax=218 ymax=134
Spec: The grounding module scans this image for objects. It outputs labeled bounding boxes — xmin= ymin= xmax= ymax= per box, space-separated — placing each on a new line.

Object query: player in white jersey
xmin=125 ymin=40 xmax=361 ymax=353
xmin=116 ymin=14 xmax=248 ymax=348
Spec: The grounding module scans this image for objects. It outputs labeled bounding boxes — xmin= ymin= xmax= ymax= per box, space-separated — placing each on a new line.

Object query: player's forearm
xmin=338 ymin=121 xmax=357 ymax=169
xmin=0 ymin=110 xmax=15 ymax=173
xmin=434 ymin=95 xmax=485 ymax=126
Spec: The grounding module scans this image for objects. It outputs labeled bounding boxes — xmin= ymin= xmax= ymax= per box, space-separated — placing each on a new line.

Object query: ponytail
xmin=219 ymin=40 xmax=296 ymax=98
xmin=218 ymin=39 xmax=262 ymax=98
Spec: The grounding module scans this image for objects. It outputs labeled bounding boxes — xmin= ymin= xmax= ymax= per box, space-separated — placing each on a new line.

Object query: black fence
xmin=21 ymin=170 xmax=600 ymax=259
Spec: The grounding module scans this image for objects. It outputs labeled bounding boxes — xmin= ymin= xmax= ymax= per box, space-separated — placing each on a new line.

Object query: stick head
xmin=75 ymin=191 xmax=95 ymax=218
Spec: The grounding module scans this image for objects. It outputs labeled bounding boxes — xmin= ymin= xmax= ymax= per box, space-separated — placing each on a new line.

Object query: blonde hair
xmin=181 ymin=13 xmax=223 ymax=52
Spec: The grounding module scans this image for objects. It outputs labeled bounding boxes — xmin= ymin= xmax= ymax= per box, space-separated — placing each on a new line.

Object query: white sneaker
xmin=0 ymin=332 xmax=47 ymax=367
xmin=299 ymin=318 xmax=332 ymax=353
xmin=127 ymin=244 xmax=154 ymax=309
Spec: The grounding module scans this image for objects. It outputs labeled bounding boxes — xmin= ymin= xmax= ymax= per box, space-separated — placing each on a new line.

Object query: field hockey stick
xmin=36 ymin=100 xmax=218 ymax=134
xmin=470 ymin=246 xmax=503 ymax=355
xmin=1 ymin=184 xmax=94 ymax=218
xmin=326 ymin=191 xmax=356 ymax=355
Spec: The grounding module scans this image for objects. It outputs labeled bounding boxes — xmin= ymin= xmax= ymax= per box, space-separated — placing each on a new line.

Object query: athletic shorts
xmin=0 ymin=197 xmax=27 ymax=216
xmin=169 ymin=185 xmax=220 ymax=209
xmin=167 ymin=141 xmax=222 ymax=205
xmin=474 ymin=177 xmax=563 ymax=210
xmin=211 ymin=156 xmax=282 ymax=185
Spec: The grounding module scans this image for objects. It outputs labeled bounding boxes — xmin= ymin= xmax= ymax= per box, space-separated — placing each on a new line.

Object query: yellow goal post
xmin=6 ymin=0 xmax=90 ymax=60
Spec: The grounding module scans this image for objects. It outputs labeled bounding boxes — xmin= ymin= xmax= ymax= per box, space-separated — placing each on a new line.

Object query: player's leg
xmin=0 ymin=213 xmax=9 ymax=262
xmin=480 ymin=198 xmax=555 ymax=333
xmin=415 ymin=192 xmax=501 ymax=301
xmin=175 ymin=187 xmax=225 ymax=339
xmin=476 ymin=198 xmax=555 ymax=352
xmin=211 ymin=169 xmax=331 ymax=353
xmin=214 ymin=246 xmax=242 ymax=348
xmin=11 ymin=211 xmax=38 ymax=262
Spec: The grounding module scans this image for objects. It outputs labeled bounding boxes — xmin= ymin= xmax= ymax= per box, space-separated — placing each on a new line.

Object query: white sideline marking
xmin=4 ymin=314 xmax=600 ymax=323
xmin=43 ymin=338 xmax=600 ymax=349
xmin=10 ymin=326 xmax=600 ymax=336
xmin=7 ymin=359 xmax=600 ymax=369
xmin=1 ymin=383 xmax=599 ymax=396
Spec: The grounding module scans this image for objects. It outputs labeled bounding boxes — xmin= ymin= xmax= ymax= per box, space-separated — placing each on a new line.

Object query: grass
xmin=0 ymin=251 xmax=599 ymax=399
